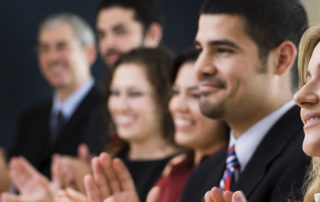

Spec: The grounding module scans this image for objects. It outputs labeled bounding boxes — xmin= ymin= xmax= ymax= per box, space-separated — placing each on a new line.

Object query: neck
xmin=128 ymin=133 xmax=177 ymax=161
xmin=56 ymin=77 xmax=89 ymax=102
xmin=230 ymin=97 xmax=291 ymax=139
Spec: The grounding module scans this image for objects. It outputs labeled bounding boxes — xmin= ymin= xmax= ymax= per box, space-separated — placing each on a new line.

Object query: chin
xmin=303 ymin=142 xmax=320 ymax=157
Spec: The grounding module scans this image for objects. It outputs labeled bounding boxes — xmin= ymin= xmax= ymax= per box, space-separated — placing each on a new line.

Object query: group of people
xmin=2 ymin=0 xmax=320 ymax=202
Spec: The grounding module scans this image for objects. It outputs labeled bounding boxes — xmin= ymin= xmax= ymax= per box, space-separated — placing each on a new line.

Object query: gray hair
xmin=38 ymin=13 xmax=95 ymax=46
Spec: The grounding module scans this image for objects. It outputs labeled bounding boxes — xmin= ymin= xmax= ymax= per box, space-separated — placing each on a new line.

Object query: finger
xmin=204 ymin=191 xmax=214 ymax=202
xmin=78 ymin=144 xmax=90 ymax=162
xmin=92 ymin=157 xmax=111 ymax=198
xmin=65 ymin=188 xmax=87 ymax=201
xmin=112 ymin=158 xmax=136 ymax=193
xmin=222 ymin=190 xmax=233 ymax=202
xmin=209 ymin=187 xmax=224 ymax=202
xmin=146 ymin=186 xmax=160 ymax=202
xmin=51 ymin=155 xmax=62 ymax=190
xmin=232 ymin=191 xmax=247 ymax=202
xmin=84 ymin=175 xmax=102 ymax=202
xmin=1 ymin=193 xmax=26 ymax=202
xmin=99 ymin=153 xmax=121 ymax=193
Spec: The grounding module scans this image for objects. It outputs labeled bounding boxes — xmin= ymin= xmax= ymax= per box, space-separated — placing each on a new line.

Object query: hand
xmin=54 ymin=188 xmax=88 ymax=202
xmin=51 ymin=154 xmax=91 ymax=194
xmin=0 ymin=147 xmax=10 ymax=192
xmin=1 ymin=157 xmax=55 ymax=202
xmin=84 ymin=152 xmax=140 ymax=202
xmin=204 ymin=187 xmax=247 ymax=202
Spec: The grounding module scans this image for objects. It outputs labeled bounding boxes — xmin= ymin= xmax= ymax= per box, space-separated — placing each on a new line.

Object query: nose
xmin=294 ymin=82 xmax=319 ymax=108
xmin=194 ymin=50 xmax=217 ymax=81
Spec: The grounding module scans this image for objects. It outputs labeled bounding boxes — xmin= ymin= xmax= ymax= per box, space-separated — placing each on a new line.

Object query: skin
xmin=169 ymin=62 xmax=227 ymax=164
xmin=96 ymin=7 xmax=161 ymax=67
xmin=194 ymin=14 xmax=294 ymax=138
xmin=294 ymin=42 xmax=320 ymax=156
xmin=108 ymin=63 xmax=175 ymax=160
xmin=38 ymin=23 xmax=95 ymax=101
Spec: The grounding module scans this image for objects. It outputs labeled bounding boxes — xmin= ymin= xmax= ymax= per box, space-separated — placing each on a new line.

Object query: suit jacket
xmin=9 ymin=86 xmax=106 ymax=177
xmin=180 ymin=106 xmax=311 ymax=202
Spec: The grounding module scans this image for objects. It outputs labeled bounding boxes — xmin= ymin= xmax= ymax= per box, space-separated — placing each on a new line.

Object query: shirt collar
xmin=51 ymin=77 xmax=94 ymax=120
xmin=229 ymin=100 xmax=295 ymax=171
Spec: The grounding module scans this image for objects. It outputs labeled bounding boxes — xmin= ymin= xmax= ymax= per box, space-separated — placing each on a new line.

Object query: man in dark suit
xmin=9 ymin=13 xmax=105 ymax=178
xmin=180 ymin=0 xmax=311 ymax=202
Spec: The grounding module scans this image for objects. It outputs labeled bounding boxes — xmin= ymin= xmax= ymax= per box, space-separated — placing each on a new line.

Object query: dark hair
xmin=97 ymin=0 xmax=163 ymax=34
xmin=106 ymin=47 xmax=175 ymax=155
xmin=170 ymin=49 xmax=199 ymax=84
xmin=200 ymin=0 xmax=308 ymax=91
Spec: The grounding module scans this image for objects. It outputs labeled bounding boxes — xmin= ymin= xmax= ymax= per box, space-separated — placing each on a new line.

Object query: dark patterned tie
xmin=50 ymin=111 xmax=65 ymax=144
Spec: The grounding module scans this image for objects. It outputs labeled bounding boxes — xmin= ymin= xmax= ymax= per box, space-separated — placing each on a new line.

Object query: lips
xmin=302 ymin=111 xmax=320 ymax=129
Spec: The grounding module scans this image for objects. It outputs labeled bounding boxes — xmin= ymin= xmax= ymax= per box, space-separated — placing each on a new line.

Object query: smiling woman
xmin=105 ymin=47 xmax=180 ymax=201
xmin=293 ymin=25 xmax=320 ymax=202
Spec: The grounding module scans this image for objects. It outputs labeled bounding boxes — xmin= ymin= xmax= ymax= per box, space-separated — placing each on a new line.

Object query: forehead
xmin=196 ymin=14 xmax=254 ymax=47
xmin=112 ymin=63 xmax=151 ymax=88
xmin=97 ymin=6 xmax=140 ymax=29
xmin=39 ymin=23 xmax=77 ymax=43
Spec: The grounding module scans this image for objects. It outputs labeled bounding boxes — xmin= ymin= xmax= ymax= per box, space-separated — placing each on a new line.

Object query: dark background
xmin=0 ymin=0 xmax=203 ymax=151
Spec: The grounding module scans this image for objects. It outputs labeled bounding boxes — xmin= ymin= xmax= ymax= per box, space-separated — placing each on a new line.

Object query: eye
xmin=216 ymin=47 xmax=233 ymax=54
xmin=128 ymin=91 xmax=143 ymax=97
xmin=191 ymin=92 xmax=201 ymax=99
xmin=109 ymin=90 xmax=120 ymax=96
xmin=114 ymin=27 xmax=127 ymax=36
xmin=171 ymin=88 xmax=179 ymax=96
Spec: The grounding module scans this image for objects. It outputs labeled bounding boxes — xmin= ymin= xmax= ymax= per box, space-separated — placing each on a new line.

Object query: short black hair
xmin=97 ymin=0 xmax=163 ymax=33
xmin=200 ymin=0 xmax=308 ymax=91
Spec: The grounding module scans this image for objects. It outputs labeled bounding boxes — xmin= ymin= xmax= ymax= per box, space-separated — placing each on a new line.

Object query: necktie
xmin=219 ymin=145 xmax=241 ymax=191
xmin=51 ymin=111 xmax=66 ymax=143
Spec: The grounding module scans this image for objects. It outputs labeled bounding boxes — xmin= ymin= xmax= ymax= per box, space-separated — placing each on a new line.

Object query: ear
xmin=143 ymin=22 xmax=163 ymax=47
xmin=85 ymin=44 xmax=97 ymax=66
xmin=273 ymin=41 xmax=297 ymax=75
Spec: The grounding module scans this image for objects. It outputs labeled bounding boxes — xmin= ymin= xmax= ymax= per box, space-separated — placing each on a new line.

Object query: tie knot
xmin=226 ymin=145 xmax=240 ymax=170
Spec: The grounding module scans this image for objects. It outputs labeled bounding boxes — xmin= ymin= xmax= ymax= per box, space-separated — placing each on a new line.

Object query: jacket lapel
xmin=232 ymin=106 xmax=303 ymax=197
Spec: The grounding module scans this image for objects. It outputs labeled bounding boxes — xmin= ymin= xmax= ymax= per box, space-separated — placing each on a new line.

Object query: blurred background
xmin=0 ymin=0 xmax=319 ymax=151
xmin=0 ymin=0 xmax=204 ymax=151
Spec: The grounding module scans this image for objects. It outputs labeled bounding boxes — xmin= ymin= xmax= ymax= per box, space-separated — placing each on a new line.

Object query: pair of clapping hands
xmin=0 ymin=145 xmax=159 ymax=202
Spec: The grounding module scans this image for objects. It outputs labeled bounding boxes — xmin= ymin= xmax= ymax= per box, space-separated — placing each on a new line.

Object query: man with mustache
xmin=179 ymin=0 xmax=311 ymax=201
xmin=9 ymin=13 xmax=105 ymax=178
xmin=96 ymin=0 xmax=163 ymax=68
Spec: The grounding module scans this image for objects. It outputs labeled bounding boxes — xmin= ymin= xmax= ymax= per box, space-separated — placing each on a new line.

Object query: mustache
xmin=103 ymin=49 xmax=122 ymax=58
xmin=198 ymin=74 xmax=227 ymax=89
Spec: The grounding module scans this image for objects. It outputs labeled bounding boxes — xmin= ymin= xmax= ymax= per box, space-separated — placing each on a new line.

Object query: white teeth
xmin=175 ymin=119 xmax=192 ymax=127
xmin=117 ymin=116 xmax=134 ymax=124
xmin=306 ymin=117 xmax=320 ymax=125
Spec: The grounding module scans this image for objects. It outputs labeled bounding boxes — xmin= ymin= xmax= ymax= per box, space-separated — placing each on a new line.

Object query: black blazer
xmin=9 ymin=86 xmax=106 ymax=177
xmin=180 ymin=106 xmax=311 ymax=202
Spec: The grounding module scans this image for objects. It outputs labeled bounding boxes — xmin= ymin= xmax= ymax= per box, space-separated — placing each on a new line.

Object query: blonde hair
xmin=298 ymin=25 xmax=320 ymax=202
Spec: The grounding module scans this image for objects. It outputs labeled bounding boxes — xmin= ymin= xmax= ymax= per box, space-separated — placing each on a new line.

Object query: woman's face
xmin=294 ymin=42 xmax=320 ymax=157
xmin=108 ymin=63 xmax=162 ymax=142
xmin=169 ymin=62 xmax=226 ymax=151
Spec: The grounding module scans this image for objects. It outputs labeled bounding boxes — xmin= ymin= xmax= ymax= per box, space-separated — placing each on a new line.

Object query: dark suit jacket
xmin=9 ymin=86 xmax=106 ymax=177
xmin=180 ymin=106 xmax=311 ymax=202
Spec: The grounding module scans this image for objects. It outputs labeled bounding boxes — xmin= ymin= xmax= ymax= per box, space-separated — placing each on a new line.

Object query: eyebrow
xmin=195 ymin=39 xmax=240 ymax=49
xmin=187 ymin=86 xmax=199 ymax=91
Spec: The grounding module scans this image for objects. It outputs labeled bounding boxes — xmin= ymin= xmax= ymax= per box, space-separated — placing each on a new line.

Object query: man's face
xmin=194 ymin=14 xmax=274 ymax=122
xmin=97 ymin=6 xmax=145 ymax=67
xmin=38 ymin=23 xmax=90 ymax=91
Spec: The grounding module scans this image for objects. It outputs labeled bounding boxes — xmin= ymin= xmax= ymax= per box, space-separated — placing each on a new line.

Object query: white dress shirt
xmin=228 ymin=100 xmax=295 ymax=172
